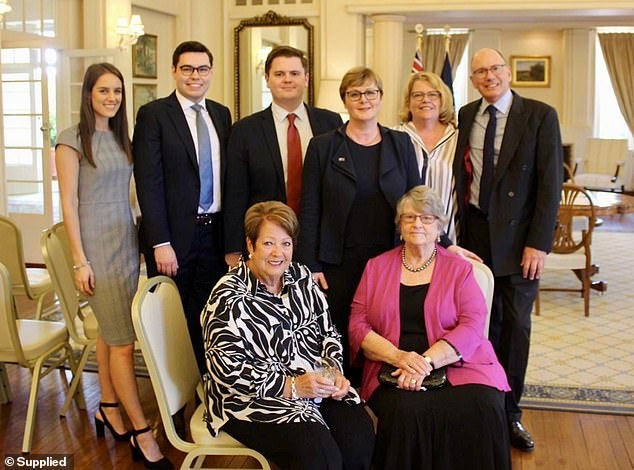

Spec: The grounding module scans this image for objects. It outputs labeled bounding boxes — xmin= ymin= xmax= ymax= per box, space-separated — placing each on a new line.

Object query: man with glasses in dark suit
xmin=453 ymin=48 xmax=562 ymax=451
xmin=134 ymin=41 xmax=231 ymax=374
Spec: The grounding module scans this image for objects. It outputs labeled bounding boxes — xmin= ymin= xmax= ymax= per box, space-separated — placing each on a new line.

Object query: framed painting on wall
xmin=511 ymin=55 xmax=550 ymax=87
xmin=132 ymin=34 xmax=157 ymax=78
xmin=133 ymin=84 xmax=157 ymax=119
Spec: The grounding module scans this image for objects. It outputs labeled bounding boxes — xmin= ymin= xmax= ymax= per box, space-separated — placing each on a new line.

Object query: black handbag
xmin=378 ymin=363 xmax=447 ymax=390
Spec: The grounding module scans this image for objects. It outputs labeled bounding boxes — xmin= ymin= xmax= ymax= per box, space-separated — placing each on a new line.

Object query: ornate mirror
xmin=234 ymin=10 xmax=314 ymax=120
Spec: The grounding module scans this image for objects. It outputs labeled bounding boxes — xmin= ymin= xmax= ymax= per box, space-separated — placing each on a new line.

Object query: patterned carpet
xmin=523 ymin=230 xmax=634 ymax=414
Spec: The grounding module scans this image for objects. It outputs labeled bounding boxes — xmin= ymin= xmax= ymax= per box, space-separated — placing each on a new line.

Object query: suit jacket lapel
xmin=331 ymin=127 xmax=356 ymax=181
xmin=495 ymin=92 xmax=527 ymax=183
xmin=305 ymin=104 xmax=328 ymax=135
xmin=260 ymin=107 xmax=286 ymax=194
xmin=205 ymin=99 xmax=228 ymax=181
xmin=166 ymin=92 xmax=198 ymax=170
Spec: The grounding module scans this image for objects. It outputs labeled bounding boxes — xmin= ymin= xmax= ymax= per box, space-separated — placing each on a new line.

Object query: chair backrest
xmin=563 ymin=161 xmax=576 ymax=183
xmin=0 ymin=215 xmax=32 ymax=298
xmin=40 ymin=224 xmax=89 ymax=345
xmin=0 ymin=263 xmax=26 ymax=365
xmin=552 ymin=183 xmax=595 ymax=254
xmin=132 ymin=276 xmax=200 ymax=444
xmin=468 ymin=259 xmax=494 ymax=338
xmin=584 ymin=138 xmax=628 ymax=175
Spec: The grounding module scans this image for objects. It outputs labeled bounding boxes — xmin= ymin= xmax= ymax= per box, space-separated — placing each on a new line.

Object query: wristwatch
xmin=422 ymin=355 xmax=435 ymax=370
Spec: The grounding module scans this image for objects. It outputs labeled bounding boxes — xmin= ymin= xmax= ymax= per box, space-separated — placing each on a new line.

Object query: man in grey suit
xmin=134 ymin=41 xmax=231 ymax=373
xmin=223 ymin=45 xmax=343 ymax=267
xmin=453 ymin=48 xmax=562 ymax=451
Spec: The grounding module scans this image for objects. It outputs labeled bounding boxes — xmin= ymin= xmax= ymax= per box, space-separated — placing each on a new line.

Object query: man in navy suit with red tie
xmin=454 ymin=48 xmax=562 ymax=451
xmin=134 ymin=41 xmax=231 ymax=373
xmin=223 ymin=45 xmax=342 ymax=267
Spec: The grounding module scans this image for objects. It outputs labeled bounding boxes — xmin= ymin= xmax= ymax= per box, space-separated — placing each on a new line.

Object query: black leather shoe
xmin=509 ymin=421 xmax=535 ymax=451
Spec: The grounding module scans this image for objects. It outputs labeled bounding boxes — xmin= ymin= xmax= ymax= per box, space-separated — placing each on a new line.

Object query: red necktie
xmin=286 ymin=113 xmax=302 ymax=213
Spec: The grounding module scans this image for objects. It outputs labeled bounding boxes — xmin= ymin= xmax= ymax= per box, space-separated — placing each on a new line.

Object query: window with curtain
xmin=594 ymin=34 xmax=634 ymax=148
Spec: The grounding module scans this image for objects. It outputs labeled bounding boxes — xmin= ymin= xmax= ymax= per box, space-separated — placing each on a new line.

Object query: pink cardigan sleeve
xmin=349 ymin=260 xmax=374 ymax=367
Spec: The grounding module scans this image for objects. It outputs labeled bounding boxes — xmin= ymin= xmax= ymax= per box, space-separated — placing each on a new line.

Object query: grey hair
xmin=395 ymin=185 xmax=448 ymax=229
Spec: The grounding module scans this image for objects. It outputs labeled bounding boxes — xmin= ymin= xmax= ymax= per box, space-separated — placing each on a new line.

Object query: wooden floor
xmin=1 ymin=363 xmax=633 ymax=469
xmin=2 ymin=212 xmax=633 ymax=469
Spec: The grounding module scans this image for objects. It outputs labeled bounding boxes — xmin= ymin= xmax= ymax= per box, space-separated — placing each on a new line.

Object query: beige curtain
xmin=598 ymin=33 xmax=634 ymax=136
xmin=421 ymin=33 xmax=470 ymax=79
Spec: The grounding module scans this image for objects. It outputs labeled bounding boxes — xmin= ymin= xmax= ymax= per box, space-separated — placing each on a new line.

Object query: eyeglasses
xmin=178 ymin=65 xmax=212 ymax=76
xmin=345 ymin=89 xmax=381 ymax=102
xmin=410 ymin=91 xmax=441 ymax=101
xmin=471 ymin=64 xmax=507 ymax=79
xmin=400 ymin=213 xmax=438 ymax=225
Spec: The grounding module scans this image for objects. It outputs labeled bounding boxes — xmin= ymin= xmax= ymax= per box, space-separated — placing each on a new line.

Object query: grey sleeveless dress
xmin=57 ymin=126 xmax=139 ymax=345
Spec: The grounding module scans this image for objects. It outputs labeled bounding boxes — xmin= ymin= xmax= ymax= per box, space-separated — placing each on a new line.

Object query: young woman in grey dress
xmin=56 ymin=63 xmax=172 ymax=469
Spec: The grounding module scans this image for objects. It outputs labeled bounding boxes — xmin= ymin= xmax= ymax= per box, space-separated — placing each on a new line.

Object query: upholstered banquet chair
xmin=574 ymin=138 xmax=628 ymax=192
xmin=132 ymin=275 xmax=271 ymax=470
xmin=468 ymin=259 xmax=494 ymax=337
xmin=0 ymin=215 xmax=54 ymax=319
xmin=0 ymin=262 xmax=77 ymax=453
xmin=536 ymin=183 xmax=598 ymax=317
xmin=41 ymin=223 xmax=99 ymax=416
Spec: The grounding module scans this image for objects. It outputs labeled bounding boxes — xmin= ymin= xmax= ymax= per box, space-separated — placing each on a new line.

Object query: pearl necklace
xmin=401 ymin=245 xmax=437 ymax=273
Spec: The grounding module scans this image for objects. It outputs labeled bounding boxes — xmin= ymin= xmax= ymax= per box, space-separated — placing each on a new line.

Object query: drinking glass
xmin=313 ymin=358 xmax=339 ymax=402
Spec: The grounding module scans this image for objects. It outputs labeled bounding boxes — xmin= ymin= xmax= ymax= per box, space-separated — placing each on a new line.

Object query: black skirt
xmin=368 ymin=383 xmax=511 ymax=470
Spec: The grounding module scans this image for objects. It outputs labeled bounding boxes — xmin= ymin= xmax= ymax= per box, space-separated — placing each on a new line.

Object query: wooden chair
xmin=574 ymin=138 xmax=628 ymax=192
xmin=131 ymin=275 xmax=271 ymax=470
xmin=536 ymin=183 xmax=600 ymax=317
xmin=0 ymin=215 xmax=54 ymax=319
xmin=0 ymin=262 xmax=77 ymax=453
xmin=41 ymin=223 xmax=99 ymax=416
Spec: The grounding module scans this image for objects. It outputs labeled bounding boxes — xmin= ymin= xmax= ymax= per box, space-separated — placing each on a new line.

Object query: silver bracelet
xmin=72 ymin=261 xmax=91 ymax=271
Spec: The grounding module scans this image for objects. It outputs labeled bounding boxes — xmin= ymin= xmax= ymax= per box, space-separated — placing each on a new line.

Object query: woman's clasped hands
xmin=391 ymin=350 xmax=434 ymax=391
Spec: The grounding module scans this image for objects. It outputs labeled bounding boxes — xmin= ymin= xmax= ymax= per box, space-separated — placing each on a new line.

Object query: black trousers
xmin=145 ymin=218 xmax=226 ymax=374
xmin=322 ymin=245 xmax=387 ymax=384
xmin=222 ymin=400 xmax=375 ymax=470
xmin=464 ymin=205 xmax=537 ymax=422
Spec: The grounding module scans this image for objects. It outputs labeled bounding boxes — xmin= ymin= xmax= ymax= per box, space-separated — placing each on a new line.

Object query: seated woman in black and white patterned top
xmin=201 ymin=201 xmax=374 ymax=470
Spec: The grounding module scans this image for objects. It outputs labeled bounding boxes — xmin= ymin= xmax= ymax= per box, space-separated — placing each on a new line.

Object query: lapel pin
xmin=337 ymin=156 xmax=346 ymax=162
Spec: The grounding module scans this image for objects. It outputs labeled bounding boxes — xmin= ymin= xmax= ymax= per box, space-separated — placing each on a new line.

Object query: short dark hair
xmin=264 ymin=45 xmax=308 ymax=76
xmin=172 ymin=41 xmax=213 ymax=68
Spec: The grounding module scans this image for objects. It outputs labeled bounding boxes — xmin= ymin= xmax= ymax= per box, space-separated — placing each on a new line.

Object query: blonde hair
xmin=399 ymin=72 xmax=455 ymax=125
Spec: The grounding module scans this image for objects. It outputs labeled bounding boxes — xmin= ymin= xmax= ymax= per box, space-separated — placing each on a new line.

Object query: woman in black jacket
xmin=298 ymin=67 xmax=420 ymax=377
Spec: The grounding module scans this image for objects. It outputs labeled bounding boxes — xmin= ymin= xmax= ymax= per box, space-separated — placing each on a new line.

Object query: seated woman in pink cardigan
xmin=349 ymin=185 xmax=511 ymax=470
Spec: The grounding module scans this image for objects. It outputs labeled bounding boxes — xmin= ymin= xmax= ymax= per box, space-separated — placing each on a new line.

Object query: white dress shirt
xmin=468 ymin=89 xmax=513 ymax=208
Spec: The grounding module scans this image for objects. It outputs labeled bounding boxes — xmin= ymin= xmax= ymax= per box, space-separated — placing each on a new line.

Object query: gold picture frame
xmin=511 ymin=55 xmax=550 ymax=87
xmin=133 ymin=84 xmax=157 ymax=120
xmin=132 ymin=34 xmax=157 ymax=78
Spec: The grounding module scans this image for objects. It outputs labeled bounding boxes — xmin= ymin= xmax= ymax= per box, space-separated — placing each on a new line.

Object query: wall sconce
xmin=0 ymin=0 xmax=12 ymax=16
xmin=116 ymin=14 xmax=145 ymax=49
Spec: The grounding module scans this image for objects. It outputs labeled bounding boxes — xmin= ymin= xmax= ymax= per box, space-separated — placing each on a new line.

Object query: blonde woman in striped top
xmin=396 ymin=72 xmax=459 ymax=242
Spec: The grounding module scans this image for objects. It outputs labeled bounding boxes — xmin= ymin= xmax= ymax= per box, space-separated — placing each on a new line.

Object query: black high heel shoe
xmin=95 ymin=402 xmax=130 ymax=441
xmin=130 ymin=426 xmax=173 ymax=470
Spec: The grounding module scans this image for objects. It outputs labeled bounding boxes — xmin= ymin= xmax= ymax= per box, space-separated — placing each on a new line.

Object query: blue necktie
xmin=479 ymin=105 xmax=497 ymax=215
xmin=192 ymin=104 xmax=213 ymax=211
